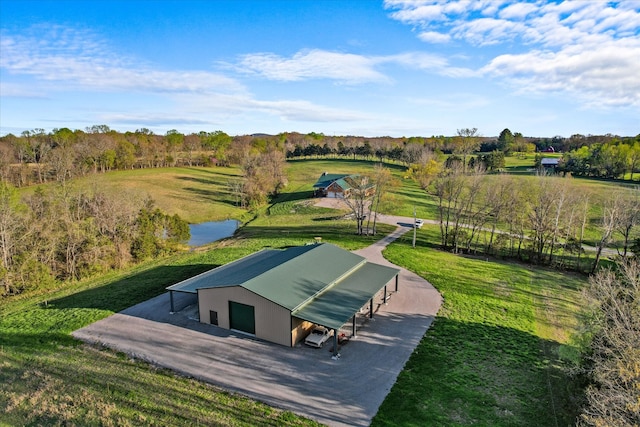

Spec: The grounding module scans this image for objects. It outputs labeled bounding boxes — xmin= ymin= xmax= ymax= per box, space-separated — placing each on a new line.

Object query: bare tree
xmin=453 ymin=127 xmax=480 ymax=173
xmin=460 ymin=165 xmax=488 ymax=253
xmin=0 ymin=183 xmax=26 ymax=295
xmin=260 ymin=149 xmax=288 ymax=196
xmin=401 ymin=143 xmax=432 ymax=166
xmin=342 ymin=175 xmax=374 ymax=235
xmin=48 ymin=145 xmax=77 ymax=185
xmin=547 ymin=179 xmax=576 ymax=264
xmin=183 ymin=134 xmax=201 ymax=166
xmin=579 ymin=259 xmax=640 ymax=426
xmin=484 ymin=174 xmax=515 ymax=254
xmin=366 ymin=165 xmax=396 ymax=235
xmin=433 ymin=163 xmax=468 ymax=251
xmin=615 ymin=188 xmax=640 ymax=257
xmin=592 ymin=192 xmax=624 ymax=273
xmin=526 ymin=175 xmax=558 ymax=263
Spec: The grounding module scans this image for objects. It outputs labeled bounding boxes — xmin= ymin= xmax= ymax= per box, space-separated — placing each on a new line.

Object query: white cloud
xmin=498 ymin=3 xmax=537 ymax=20
xmin=236 ymin=49 xmax=473 ymax=82
xmin=385 ymin=0 xmax=640 ymax=108
xmin=388 ymin=52 xmax=477 ymax=77
xmin=418 ymin=30 xmax=451 ymax=43
xmin=0 ymin=82 xmax=48 ymax=98
xmin=253 ymin=99 xmax=369 ymax=122
xmin=237 ymin=49 xmax=391 ymax=84
xmin=0 ymin=25 xmax=245 ymax=95
xmin=0 ymin=24 xmax=378 ymax=131
xmin=172 ymin=91 xmax=371 ymax=124
xmin=481 ymin=41 xmax=640 ymax=107
xmin=102 ymin=113 xmax=215 ymax=127
xmin=388 ymin=3 xmax=446 ymax=23
xmin=454 ymin=17 xmax=527 ymax=45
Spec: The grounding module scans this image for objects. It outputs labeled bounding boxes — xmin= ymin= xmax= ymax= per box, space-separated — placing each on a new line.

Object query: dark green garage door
xmin=229 ymin=301 xmax=255 ymax=334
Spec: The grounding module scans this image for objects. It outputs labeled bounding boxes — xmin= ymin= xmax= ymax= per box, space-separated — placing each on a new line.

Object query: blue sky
xmin=1 ymin=0 xmax=639 ymax=138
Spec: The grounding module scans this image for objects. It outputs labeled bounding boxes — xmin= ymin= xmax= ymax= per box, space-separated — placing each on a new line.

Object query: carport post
xmin=351 ymin=314 xmax=357 ymax=337
xmin=369 ymin=298 xmax=374 ymax=319
xmin=169 ymin=291 xmax=175 ymax=313
xmin=395 ymin=274 xmax=399 ymax=292
xmin=332 ymin=329 xmax=339 ymax=357
xmin=383 ymin=285 xmax=388 ymax=304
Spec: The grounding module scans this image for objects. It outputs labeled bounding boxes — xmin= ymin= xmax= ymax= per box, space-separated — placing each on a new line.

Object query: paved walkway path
xmin=73 ymin=222 xmax=442 ymax=427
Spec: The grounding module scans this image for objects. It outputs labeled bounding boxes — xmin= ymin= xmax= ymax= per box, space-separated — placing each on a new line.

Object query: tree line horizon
xmin=1 ymin=125 xmax=639 ymax=188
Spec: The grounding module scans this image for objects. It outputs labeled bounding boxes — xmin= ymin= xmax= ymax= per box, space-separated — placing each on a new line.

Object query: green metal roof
xmin=166 ymin=243 xmax=400 ymax=330
xmin=313 ymin=173 xmax=348 ymax=188
xmin=241 ymin=244 xmax=366 ymax=310
xmin=166 ymin=246 xmax=318 ymax=293
xmin=292 ymin=262 xmax=400 ymax=330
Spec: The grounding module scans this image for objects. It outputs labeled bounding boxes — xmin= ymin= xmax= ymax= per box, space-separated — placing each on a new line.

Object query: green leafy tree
xmin=200 ymin=131 xmax=232 ymax=164
xmin=406 ymin=159 xmax=441 ymax=190
xmin=478 ymin=151 xmax=505 ymax=171
xmin=116 ymin=139 xmax=136 ymax=169
xmin=165 ymin=130 xmax=184 ymax=166
xmin=628 ymin=140 xmax=640 ymax=181
xmin=497 ymin=128 xmax=514 ymax=152
xmin=166 ymin=214 xmax=190 ymax=244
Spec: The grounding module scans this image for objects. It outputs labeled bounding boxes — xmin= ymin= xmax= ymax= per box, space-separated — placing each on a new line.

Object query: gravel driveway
xmin=73 ymin=220 xmax=442 ymax=427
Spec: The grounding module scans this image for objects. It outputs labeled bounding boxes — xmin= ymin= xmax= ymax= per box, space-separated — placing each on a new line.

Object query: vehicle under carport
xmin=166 ymin=243 xmax=400 ymax=356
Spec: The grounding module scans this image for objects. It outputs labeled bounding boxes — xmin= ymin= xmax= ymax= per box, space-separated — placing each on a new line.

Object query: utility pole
xmin=412 ymin=206 xmax=417 ymax=248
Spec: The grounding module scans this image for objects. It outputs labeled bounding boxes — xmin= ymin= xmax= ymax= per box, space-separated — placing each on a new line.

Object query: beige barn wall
xmin=198 ymin=287 xmax=291 ymax=347
xmin=291 ymin=317 xmax=314 ymax=347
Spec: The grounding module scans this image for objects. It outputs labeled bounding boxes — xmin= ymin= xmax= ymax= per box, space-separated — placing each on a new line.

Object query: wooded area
xmin=0 ymin=182 xmax=189 ymax=296
xmin=577 ymin=259 xmax=640 ymax=426
xmin=1 ymin=126 xmax=638 ymax=188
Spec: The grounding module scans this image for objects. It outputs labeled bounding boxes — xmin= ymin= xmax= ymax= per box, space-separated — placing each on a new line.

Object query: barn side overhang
xmin=292 ymin=262 xmax=400 ymax=357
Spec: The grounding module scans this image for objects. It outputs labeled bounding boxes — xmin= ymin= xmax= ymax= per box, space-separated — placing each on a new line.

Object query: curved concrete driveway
xmin=73 ymin=221 xmax=442 ymax=427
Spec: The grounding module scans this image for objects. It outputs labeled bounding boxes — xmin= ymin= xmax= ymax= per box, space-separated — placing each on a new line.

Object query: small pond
xmin=188 ymin=219 xmax=239 ymax=247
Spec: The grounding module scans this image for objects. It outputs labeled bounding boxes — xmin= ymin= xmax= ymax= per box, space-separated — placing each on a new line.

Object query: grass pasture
xmin=373 ymin=224 xmax=584 ymax=426
xmin=26 ymin=167 xmax=249 ymax=224
xmin=0 ymin=249 xmax=321 ymax=426
xmin=2 ymin=158 xmax=612 ymax=426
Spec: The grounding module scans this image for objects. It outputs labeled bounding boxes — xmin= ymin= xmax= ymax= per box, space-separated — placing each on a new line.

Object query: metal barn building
xmin=166 ymin=243 xmax=400 ymax=353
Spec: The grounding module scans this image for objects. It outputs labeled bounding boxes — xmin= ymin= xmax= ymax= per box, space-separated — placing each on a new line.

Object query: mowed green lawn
xmin=2 ymin=159 xmax=597 ymax=426
xmin=0 ymin=248 xmax=323 ymax=426
xmin=373 ymin=224 xmax=584 ymax=426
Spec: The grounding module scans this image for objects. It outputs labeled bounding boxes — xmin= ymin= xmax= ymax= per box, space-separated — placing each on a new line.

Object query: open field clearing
xmin=20 ymin=167 xmax=248 ymax=224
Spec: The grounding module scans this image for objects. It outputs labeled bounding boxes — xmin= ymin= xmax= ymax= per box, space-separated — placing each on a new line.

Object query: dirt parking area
xmin=313 ymin=197 xmax=350 ymax=210
xmin=73 ymin=226 xmax=442 ymax=427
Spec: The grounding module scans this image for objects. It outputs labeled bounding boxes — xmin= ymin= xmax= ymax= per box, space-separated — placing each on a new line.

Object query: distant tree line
xmin=558 ymin=139 xmax=640 ymax=180
xmin=0 ymin=126 xmax=236 ymax=187
xmin=2 ymin=126 xmax=639 ymax=189
xmin=0 ymin=126 xmax=292 ymax=208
